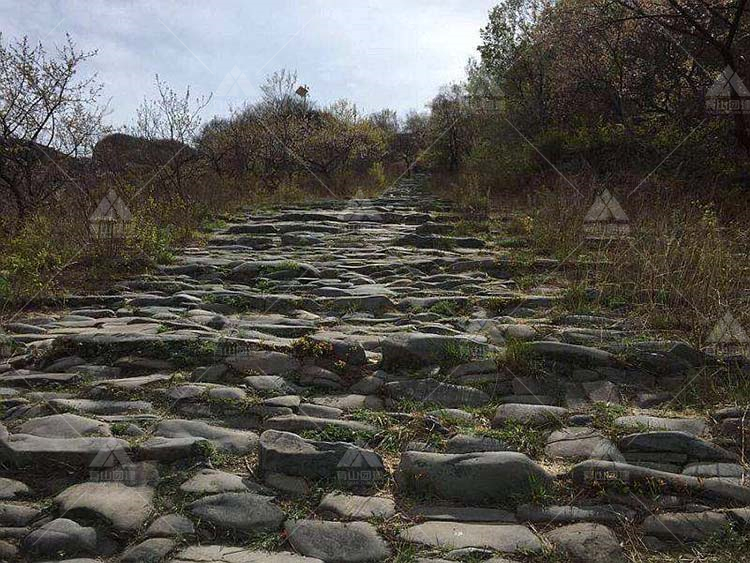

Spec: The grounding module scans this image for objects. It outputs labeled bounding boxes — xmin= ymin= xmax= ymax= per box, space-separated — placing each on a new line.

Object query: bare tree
xmin=0 ymin=33 xmax=106 ymax=223
xmin=133 ymin=75 xmax=212 ymax=199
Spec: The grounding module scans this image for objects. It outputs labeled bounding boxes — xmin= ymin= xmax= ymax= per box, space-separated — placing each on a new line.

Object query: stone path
xmin=0 ymin=177 xmax=748 ymax=561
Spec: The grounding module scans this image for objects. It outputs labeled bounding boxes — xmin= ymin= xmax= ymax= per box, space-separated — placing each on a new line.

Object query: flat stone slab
xmin=264 ymin=415 xmax=378 ymax=435
xmin=318 ymin=493 xmax=396 ymax=520
xmin=569 ymin=460 xmax=750 ymax=504
xmin=55 ymin=482 xmax=154 ymax=532
xmin=0 ymin=434 xmax=130 ymax=467
xmin=399 ymin=522 xmax=542 ymax=553
xmin=285 ymin=519 xmax=390 ymax=562
xmin=408 ymin=504 xmax=516 ymax=523
xmin=641 ymin=511 xmax=731 ymax=541
xmin=397 ymin=451 xmax=551 ymax=504
xmin=22 ymin=518 xmax=97 ymax=557
xmin=154 ymin=419 xmax=259 ymax=453
xmin=188 ymin=492 xmax=284 ymax=533
xmin=618 ymin=431 xmax=736 ymax=461
xmin=614 ymin=415 xmax=706 ymax=436
xmin=517 ymin=503 xmax=636 ymax=525
xmin=381 ymin=333 xmax=495 ymax=370
xmin=493 ymin=403 xmax=568 ymax=427
xmin=16 ymin=413 xmax=111 ymax=438
xmin=170 ymin=544 xmax=323 ymax=562
xmin=545 ymin=427 xmax=619 ymax=460
xmin=180 ymin=469 xmax=250 ymax=494
xmin=385 ymin=378 xmax=490 ymax=408
xmin=50 ymin=398 xmax=152 ymax=414
xmin=545 ymin=523 xmax=627 ymax=563
xmin=526 ymin=342 xmax=617 ymax=366
xmin=260 ymin=430 xmax=385 ymax=487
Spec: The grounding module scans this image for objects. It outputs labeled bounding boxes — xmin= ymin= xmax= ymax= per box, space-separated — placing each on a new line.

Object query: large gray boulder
xmin=396 ymin=451 xmax=552 ymax=504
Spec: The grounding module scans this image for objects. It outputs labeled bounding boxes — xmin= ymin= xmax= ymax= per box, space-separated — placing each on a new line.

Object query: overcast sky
xmin=4 ymin=0 xmax=498 ymax=127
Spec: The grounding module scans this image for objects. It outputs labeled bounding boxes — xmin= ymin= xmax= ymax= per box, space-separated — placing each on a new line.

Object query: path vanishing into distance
xmin=0 ymin=177 xmax=748 ymax=562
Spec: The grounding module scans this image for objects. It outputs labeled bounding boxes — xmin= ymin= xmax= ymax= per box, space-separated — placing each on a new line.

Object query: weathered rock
xmin=259 ymin=430 xmax=385 ymax=488
xmin=146 ymin=513 xmax=195 ymax=538
xmin=408 ymin=504 xmax=516 ymax=522
xmin=121 ymin=538 xmax=176 ymax=563
xmin=545 ymin=523 xmax=627 ymax=563
xmin=154 ymin=419 xmax=259 ymax=453
xmin=0 ymin=434 xmax=130 ymax=467
xmin=545 ymin=427 xmax=619 ymax=460
xmin=15 ymin=413 xmax=112 ymax=438
xmin=614 ymin=415 xmax=706 ymax=436
xmin=0 ymin=477 xmax=30 ymax=499
xmin=285 ymin=519 xmax=390 ymax=562
xmin=397 ymin=451 xmax=551 ymax=504
xmin=386 ymin=378 xmax=490 ymax=408
xmin=180 ymin=469 xmax=251 ymax=494
xmin=381 ymin=333 xmax=494 ymax=369
xmin=23 ymin=518 xmax=97 ymax=557
xmin=493 ymin=403 xmax=568 ymax=427
xmin=618 ymin=431 xmax=736 ymax=462
xmin=169 ymin=544 xmax=323 ymax=562
xmin=318 ymin=493 xmax=396 ymax=520
xmin=641 ymin=511 xmax=731 ymax=541
xmin=569 ymin=460 xmax=750 ymax=504
xmin=399 ymin=522 xmax=542 ymax=553
xmin=188 ymin=492 xmax=284 ymax=533
xmin=517 ymin=503 xmax=636 ymax=525
xmin=54 ymin=482 xmax=154 ymax=532
xmin=227 ymin=351 xmax=301 ymax=375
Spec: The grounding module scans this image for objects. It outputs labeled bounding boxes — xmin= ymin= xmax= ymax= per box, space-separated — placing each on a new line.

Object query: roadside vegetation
xmin=415 ymin=0 xmax=750 ymax=348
